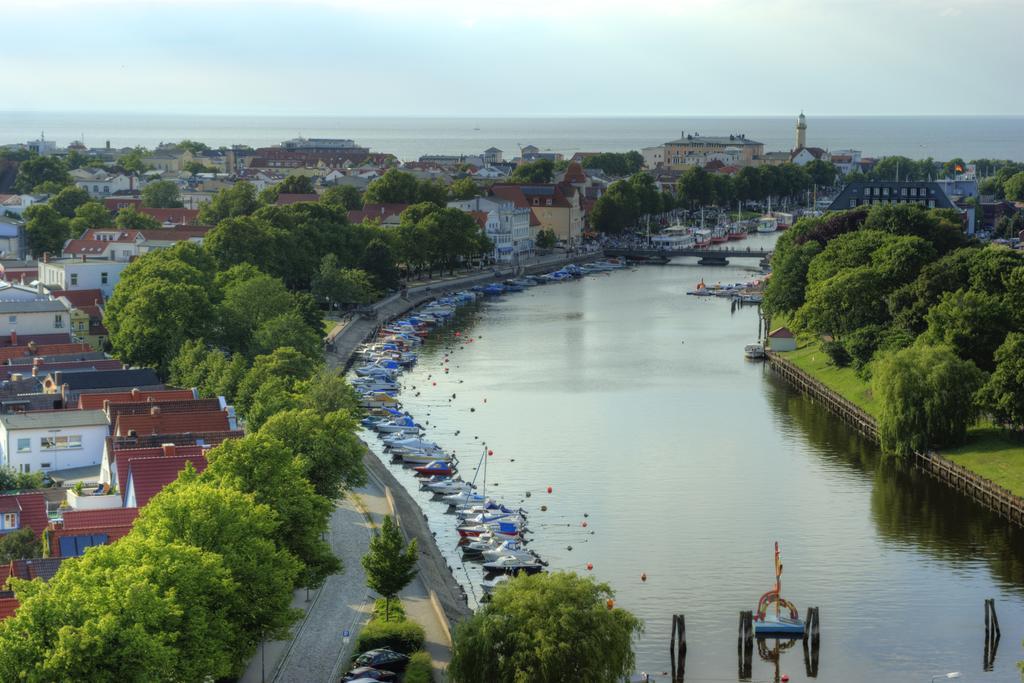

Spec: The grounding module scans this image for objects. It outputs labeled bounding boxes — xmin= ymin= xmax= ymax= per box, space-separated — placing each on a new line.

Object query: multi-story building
xmin=663 ymin=133 xmax=764 ymax=170
xmin=448 ymin=197 xmax=534 ymax=263
xmin=0 ymin=409 xmax=110 ymax=474
xmin=0 ymin=282 xmax=73 ymax=337
xmin=37 ymin=257 xmax=130 ymax=299
xmin=827 ymin=181 xmax=958 ymax=212
xmin=489 ymin=182 xmax=584 ymax=247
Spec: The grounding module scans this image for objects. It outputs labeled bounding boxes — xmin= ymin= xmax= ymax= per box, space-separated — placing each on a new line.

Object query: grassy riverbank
xmin=774 ymin=327 xmax=1024 ymax=496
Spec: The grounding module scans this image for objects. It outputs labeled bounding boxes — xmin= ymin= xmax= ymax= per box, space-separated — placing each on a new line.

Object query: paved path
xmin=239 ymin=493 xmax=375 ymax=683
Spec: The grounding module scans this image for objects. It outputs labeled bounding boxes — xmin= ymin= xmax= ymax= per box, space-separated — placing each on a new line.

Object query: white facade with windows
xmin=0 ymin=410 xmax=109 ymax=474
xmin=448 ymin=197 xmax=534 ymax=264
xmin=37 ymin=258 xmax=129 ymax=299
xmin=0 ymin=283 xmax=72 ymax=336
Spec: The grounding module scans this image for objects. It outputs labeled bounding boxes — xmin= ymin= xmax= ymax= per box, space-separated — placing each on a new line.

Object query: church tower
xmin=795 ymin=112 xmax=807 ymax=150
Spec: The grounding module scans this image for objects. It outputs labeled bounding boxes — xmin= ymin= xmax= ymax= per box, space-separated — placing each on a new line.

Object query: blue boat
xmin=751 ymin=542 xmax=806 ymax=638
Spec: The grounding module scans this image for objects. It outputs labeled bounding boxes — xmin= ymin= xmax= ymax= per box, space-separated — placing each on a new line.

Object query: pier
xmin=603 ymin=246 xmax=772 ymax=266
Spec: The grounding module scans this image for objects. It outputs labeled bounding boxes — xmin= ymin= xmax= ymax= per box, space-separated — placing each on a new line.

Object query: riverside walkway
xmin=603 ymin=245 xmax=772 ymax=262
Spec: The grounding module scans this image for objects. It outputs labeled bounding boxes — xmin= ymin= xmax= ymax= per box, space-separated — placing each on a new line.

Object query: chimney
xmin=53 ymin=371 xmax=62 ymax=386
xmin=131 ymin=387 xmax=140 ymax=400
xmin=103 ymin=399 xmax=110 ymax=412
xmin=32 ymin=357 xmax=41 ymax=366
xmin=31 ymin=366 xmax=37 ymax=378
xmin=42 ymin=252 xmax=49 ymax=263
xmin=150 ymin=405 xmax=160 ymax=416
xmin=161 ymin=443 xmax=176 ymax=458
xmin=127 ymin=429 xmax=137 ymax=438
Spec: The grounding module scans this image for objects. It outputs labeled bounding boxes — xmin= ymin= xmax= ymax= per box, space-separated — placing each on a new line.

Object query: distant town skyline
xmin=4 ymin=0 xmax=1022 ymax=116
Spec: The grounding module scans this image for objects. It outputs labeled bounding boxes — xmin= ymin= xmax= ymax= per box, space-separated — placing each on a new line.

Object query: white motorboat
xmin=399 ymin=451 xmax=452 ymax=465
xmin=424 ymin=479 xmax=474 ymax=495
xmin=383 ymin=437 xmax=439 ymax=450
xmin=480 ymin=574 xmax=511 ymax=595
xmin=744 ymin=343 xmax=766 ymax=360
xmin=482 ymin=540 xmax=536 ymax=563
xmin=482 ymin=555 xmax=545 ymax=576
xmin=443 ymin=490 xmax=487 ymax=507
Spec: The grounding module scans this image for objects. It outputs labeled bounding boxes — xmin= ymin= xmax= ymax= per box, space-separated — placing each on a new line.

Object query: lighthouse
xmin=795 ymin=112 xmax=807 ymax=150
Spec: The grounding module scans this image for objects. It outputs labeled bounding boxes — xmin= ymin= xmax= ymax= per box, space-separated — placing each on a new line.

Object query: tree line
xmin=763 ymin=204 xmax=1024 ymax=457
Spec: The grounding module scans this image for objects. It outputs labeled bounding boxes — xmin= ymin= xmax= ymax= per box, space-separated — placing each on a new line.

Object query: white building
xmin=37 ymin=258 xmax=129 ymax=299
xmin=70 ymin=169 xmax=135 ymax=198
xmin=0 ymin=282 xmax=72 ymax=336
xmin=0 ymin=194 xmax=44 ymax=218
xmin=448 ymin=197 xmax=533 ymax=263
xmin=0 ymin=410 xmax=110 ymax=474
xmin=830 ymin=149 xmax=862 ymax=176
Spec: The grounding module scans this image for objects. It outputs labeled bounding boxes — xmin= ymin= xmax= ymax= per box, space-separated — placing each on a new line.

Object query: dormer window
xmin=2 ymin=512 xmax=18 ymax=530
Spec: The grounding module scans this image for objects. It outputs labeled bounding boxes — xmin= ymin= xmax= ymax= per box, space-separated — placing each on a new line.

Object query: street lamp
xmin=930 ymin=673 xmax=961 ymax=682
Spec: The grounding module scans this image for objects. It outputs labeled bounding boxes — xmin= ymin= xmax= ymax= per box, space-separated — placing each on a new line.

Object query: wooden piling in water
xmin=737 ymin=611 xmax=753 ymax=680
xmin=984 ymin=599 xmax=1001 ymax=671
xmin=670 ymin=614 xmax=686 ymax=681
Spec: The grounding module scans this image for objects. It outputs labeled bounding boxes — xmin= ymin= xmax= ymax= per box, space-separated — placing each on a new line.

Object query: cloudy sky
xmin=3 ymin=0 xmax=1021 ymax=116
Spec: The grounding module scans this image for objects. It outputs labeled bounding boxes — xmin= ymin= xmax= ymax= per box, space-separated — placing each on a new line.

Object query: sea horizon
xmin=2 ymin=111 xmax=1023 ymax=162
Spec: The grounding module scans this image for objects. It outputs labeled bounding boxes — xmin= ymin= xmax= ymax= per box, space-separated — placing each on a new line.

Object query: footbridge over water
xmin=603 ymin=246 xmax=772 ymax=266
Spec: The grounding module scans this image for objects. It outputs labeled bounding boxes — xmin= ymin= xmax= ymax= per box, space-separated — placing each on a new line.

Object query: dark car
xmin=340 ymin=666 xmax=397 ymax=682
xmin=352 ymin=648 xmax=410 ymax=673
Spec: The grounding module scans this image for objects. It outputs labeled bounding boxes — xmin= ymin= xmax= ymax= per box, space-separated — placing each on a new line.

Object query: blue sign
xmin=343 ymin=629 xmax=350 ymax=638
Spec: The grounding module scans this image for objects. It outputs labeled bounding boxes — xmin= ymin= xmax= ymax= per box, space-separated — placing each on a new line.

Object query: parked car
xmin=352 ymin=648 xmax=410 ymax=673
xmin=340 ymin=666 xmax=397 ymax=682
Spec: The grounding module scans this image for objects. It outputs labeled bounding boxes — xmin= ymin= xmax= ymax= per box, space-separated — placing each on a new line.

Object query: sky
xmin=2 ymin=0 xmax=1022 ymax=116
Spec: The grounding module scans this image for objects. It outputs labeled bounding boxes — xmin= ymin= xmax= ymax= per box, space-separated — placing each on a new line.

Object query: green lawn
xmin=775 ymin=325 xmax=1024 ymax=496
xmin=323 ymin=317 xmax=340 ymax=335
xmin=945 ymin=427 xmax=1024 ymax=497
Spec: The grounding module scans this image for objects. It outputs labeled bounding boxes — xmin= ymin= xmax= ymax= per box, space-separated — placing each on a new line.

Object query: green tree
xmin=873 ymin=344 xmax=985 ymax=457
xmin=0 ymin=527 xmax=41 ymax=564
xmin=535 ymin=229 xmax=557 ymax=249
xmin=204 ymin=433 xmax=339 ymax=589
xmin=234 ymin=346 xmax=316 ymax=418
xmin=115 ymin=205 xmax=162 ymax=230
xmin=277 ymin=175 xmax=316 ymax=195
xmin=449 ymin=572 xmax=642 ymax=683
xmin=359 ymin=238 xmax=400 ymax=290
xmin=798 ymin=265 xmax=890 ymax=336
xmin=364 ymin=169 xmax=420 ymax=204
xmin=293 ymin=368 xmax=364 ymax=417
xmin=361 ymin=516 xmax=417 ymax=622
xmin=804 ymin=159 xmax=838 ymax=187
xmin=23 ymin=204 xmax=70 ymax=257
xmin=69 ymin=201 xmax=114 ymax=233
xmin=628 ymin=173 xmax=661 ymax=216
xmin=449 ymin=177 xmax=479 ymax=200
xmin=922 ymin=288 xmax=1011 ymax=371
xmin=312 ymin=254 xmax=378 ymax=309
xmin=416 ymin=178 xmax=449 ymax=206
xmin=967 ymin=245 xmax=1024 ymax=294
xmin=134 ymin=476 xmax=302 ymax=651
xmin=321 ymin=184 xmax=363 ymax=210
xmin=118 ymin=147 xmax=148 ymax=175
xmin=676 ymin=166 xmax=712 ymax=209
xmin=13 ymin=155 xmax=70 ymax=193
xmin=204 ymin=215 xmax=282 ymax=273
xmin=259 ymin=408 xmax=366 ymax=497
xmin=49 ymin=185 xmax=91 ymax=218
xmin=762 ymin=239 xmax=822 ymax=314
xmin=141 ymin=180 xmax=184 ymax=208
xmin=1003 ymin=172 xmax=1024 ymax=202
xmin=979 ymin=332 xmax=1024 ymax=429
xmin=509 ymin=159 xmax=554 ymax=184
xmin=216 ymin=265 xmax=314 ymax=356
xmin=589 ymin=181 xmax=638 ymax=233
xmin=198 ymin=181 xmax=260 ymax=224
xmin=0 ymin=467 xmax=43 ymax=491
xmin=176 ymin=139 xmax=210 ymax=155
xmin=251 ymin=311 xmax=323 ymax=361
xmin=582 ymin=151 xmax=644 ymax=177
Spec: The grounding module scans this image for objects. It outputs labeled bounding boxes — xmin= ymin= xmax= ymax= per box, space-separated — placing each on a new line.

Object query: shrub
xmin=355 ymin=618 xmax=425 ymax=655
xmin=372 ymin=597 xmax=406 ymax=623
xmin=821 ymin=340 xmax=850 ymax=367
xmin=403 ymin=651 xmax=432 ymax=683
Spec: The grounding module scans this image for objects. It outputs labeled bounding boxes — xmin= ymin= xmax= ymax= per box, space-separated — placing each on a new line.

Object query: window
xmin=101 ymin=272 xmax=108 ymax=285
xmin=70 ymin=273 xmax=78 ymax=286
xmin=41 ymin=435 xmax=82 ymax=450
xmin=54 ymin=314 xmax=64 ymax=329
xmin=2 ymin=513 xmax=18 ymax=530
xmin=16 ymin=438 xmax=30 ymax=453
xmin=7 ymin=315 xmax=14 ymax=324
xmin=20 ymin=464 xmax=29 ymax=474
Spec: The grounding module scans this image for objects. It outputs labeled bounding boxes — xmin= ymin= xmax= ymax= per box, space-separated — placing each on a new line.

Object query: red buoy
xmin=546 ymin=486 xmax=553 ymax=494
xmin=487 ymin=449 xmax=493 ymax=456
xmin=586 ymin=563 xmax=593 ymax=571
xmin=641 ymin=573 xmax=647 ymax=582
xmin=581 ymin=521 xmax=588 ymax=528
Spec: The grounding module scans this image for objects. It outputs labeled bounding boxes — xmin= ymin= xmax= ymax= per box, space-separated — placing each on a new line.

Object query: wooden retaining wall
xmin=766 ymin=351 xmax=1024 ymax=529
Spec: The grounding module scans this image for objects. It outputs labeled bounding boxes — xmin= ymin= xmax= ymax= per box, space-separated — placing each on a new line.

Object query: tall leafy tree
xmin=321 ymin=184 xmax=364 ymax=210
xmin=115 ymin=205 xmax=162 ymax=230
xmin=449 ymin=572 xmax=642 ymax=683
xmin=276 ymin=175 xmax=316 ymax=195
xmin=69 ymin=201 xmax=114 ymax=233
xmin=922 ymin=288 xmax=1011 ymax=371
xmin=204 ymin=215 xmax=283 ymax=274
xmin=141 ymin=180 xmax=184 ymax=208
xmin=22 ymin=204 xmax=70 ymax=257
xmin=509 ymin=159 xmax=554 ymax=184
xmin=198 ymin=181 xmax=260 ymax=224
xmin=13 ymin=155 xmax=70 ymax=193
xmin=259 ymin=408 xmax=366 ymax=497
xmin=361 ymin=516 xmax=417 ymax=621
xmin=364 ymin=169 xmax=420 ymax=204
xmin=873 ymin=345 xmax=984 ymax=457
xmin=360 ymin=238 xmax=401 ymax=290
xmin=448 ymin=177 xmax=479 ymax=200
xmin=49 ymin=185 xmax=91 ymax=218
xmin=979 ymin=332 xmax=1024 ymax=429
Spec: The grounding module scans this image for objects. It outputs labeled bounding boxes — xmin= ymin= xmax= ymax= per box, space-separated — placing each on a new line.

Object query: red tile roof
xmin=111 ymin=430 xmax=242 ymax=451
xmin=768 ymin=326 xmax=795 ymax=338
xmin=138 ymin=207 xmax=199 ymax=225
xmin=113 ymin=444 xmax=207 ymax=501
xmin=78 ymin=388 xmax=196 ymax=410
xmin=0 ymin=344 xmax=91 ymax=363
xmin=347 ymin=203 xmax=410 ymax=224
xmin=0 ymin=333 xmax=73 ymax=349
xmin=114 ymin=409 xmax=230 ymax=437
xmin=106 ymin=398 xmax=221 ymax=422
xmin=0 ymin=597 xmax=18 ymax=620
xmin=126 ymin=454 xmax=208 ymax=508
xmin=275 ymin=193 xmax=320 ymax=205
xmin=562 ymin=162 xmax=587 ymax=184
xmin=135 ymin=227 xmax=210 ymax=241
xmin=50 ymin=289 xmax=104 ymax=307
xmin=467 ymin=211 xmax=489 ymax=230
xmin=103 ymin=197 xmax=142 ymax=211
xmin=0 ymin=493 xmax=48 ymax=539
xmin=61 ymin=507 xmax=139 ymax=530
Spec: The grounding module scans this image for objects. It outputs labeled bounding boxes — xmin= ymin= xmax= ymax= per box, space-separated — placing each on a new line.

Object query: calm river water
xmin=363 ymin=234 xmax=1024 ymax=682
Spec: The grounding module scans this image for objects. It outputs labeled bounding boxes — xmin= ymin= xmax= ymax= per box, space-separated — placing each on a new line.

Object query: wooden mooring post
xmin=802 ymin=606 xmax=820 ymax=678
xmin=984 ymin=598 xmax=1000 ymax=671
xmin=737 ymin=610 xmax=753 ymax=680
xmin=669 ymin=613 xmax=686 ymax=681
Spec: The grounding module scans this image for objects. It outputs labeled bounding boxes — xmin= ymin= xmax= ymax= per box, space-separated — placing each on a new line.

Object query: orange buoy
xmin=606 ymin=598 xmax=615 ymax=610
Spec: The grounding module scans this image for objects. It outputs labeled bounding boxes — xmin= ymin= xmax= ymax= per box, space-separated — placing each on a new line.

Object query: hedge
xmin=403 ymin=651 xmax=432 ymax=683
xmin=355 ymin=618 xmax=425 ymax=655
xmin=372 ymin=597 xmax=407 ymax=623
